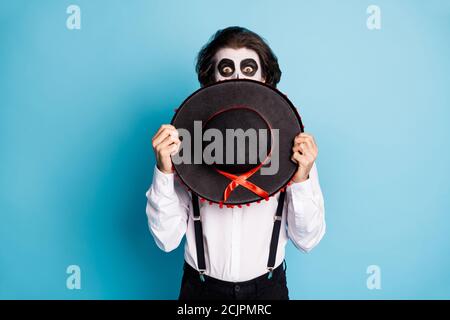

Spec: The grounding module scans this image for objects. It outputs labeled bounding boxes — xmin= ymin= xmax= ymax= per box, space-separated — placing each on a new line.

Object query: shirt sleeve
xmin=285 ymin=162 xmax=326 ymax=252
xmin=145 ymin=165 xmax=191 ymax=252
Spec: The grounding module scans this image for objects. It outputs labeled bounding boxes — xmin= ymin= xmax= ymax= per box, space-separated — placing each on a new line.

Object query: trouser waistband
xmin=183 ymin=260 xmax=286 ymax=287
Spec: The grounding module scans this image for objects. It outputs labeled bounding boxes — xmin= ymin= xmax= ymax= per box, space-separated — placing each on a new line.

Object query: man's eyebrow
xmin=240 ymin=58 xmax=258 ymax=65
xmin=218 ymin=58 xmax=234 ymax=64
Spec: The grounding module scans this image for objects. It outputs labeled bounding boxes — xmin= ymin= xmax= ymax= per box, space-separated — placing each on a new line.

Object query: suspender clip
xmin=199 ymin=270 xmax=206 ymax=282
xmin=273 ymin=215 xmax=282 ymax=222
xmin=267 ymin=267 xmax=274 ymax=279
xmin=193 ymin=215 xmax=201 ymax=221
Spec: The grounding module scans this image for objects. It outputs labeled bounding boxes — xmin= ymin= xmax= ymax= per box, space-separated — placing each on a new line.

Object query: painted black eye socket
xmin=217 ymin=58 xmax=235 ymax=77
xmin=240 ymin=58 xmax=258 ymax=77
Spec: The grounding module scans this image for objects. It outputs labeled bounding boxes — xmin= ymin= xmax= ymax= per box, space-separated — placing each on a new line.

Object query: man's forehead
xmin=214 ymin=47 xmax=260 ymax=61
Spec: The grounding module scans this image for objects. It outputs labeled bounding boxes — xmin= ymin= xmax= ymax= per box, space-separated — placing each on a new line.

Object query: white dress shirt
xmin=146 ymin=163 xmax=326 ymax=282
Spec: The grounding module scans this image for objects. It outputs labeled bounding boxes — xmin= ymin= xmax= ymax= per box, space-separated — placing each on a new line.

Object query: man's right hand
xmin=152 ymin=124 xmax=181 ymax=174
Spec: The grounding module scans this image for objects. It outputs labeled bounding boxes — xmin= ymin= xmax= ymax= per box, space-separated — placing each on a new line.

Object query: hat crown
xmin=202 ymin=107 xmax=271 ymax=174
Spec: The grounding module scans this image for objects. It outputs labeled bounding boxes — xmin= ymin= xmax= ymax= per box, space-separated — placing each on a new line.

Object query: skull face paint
xmin=214 ymin=47 xmax=264 ymax=82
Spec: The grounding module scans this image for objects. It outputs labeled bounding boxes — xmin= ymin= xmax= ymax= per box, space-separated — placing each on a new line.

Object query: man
xmin=146 ymin=26 xmax=325 ymax=300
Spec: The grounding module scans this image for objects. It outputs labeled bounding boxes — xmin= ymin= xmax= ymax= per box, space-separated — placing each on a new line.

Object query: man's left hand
xmin=291 ymin=132 xmax=318 ymax=183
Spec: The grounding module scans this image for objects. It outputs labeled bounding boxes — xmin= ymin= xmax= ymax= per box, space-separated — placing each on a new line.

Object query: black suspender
xmin=191 ymin=190 xmax=286 ymax=281
xmin=191 ymin=194 xmax=206 ymax=281
xmin=267 ymin=190 xmax=286 ymax=279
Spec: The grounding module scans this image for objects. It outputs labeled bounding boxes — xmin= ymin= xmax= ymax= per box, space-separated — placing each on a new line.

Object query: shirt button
xmin=162 ymin=178 xmax=168 ymax=186
xmin=234 ymin=285 xmax=240 ymax=292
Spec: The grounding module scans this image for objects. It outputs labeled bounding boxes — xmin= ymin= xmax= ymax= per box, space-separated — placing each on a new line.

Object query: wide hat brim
xmin=171 ymin=79 xmax=303 ymax=206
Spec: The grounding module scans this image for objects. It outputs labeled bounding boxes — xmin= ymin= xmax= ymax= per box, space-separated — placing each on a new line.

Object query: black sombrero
xmin=171 ymin=79 xmax=303 ymax=207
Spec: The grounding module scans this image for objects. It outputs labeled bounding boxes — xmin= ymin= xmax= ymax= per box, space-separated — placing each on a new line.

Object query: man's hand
xmin=152 ymin=124 xmax=181 ymax=174
xmin=291 ymin=132 xmax=318 ymax=183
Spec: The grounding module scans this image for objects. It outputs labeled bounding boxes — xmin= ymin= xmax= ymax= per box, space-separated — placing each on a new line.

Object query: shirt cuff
xmin=152 ymin=165 xmax=175 ymax=195
xmin=288 ymin=177 xmax=314 ymax=198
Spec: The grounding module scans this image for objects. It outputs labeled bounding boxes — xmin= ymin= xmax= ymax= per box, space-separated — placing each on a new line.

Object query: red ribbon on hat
xmin=203 ymin=105 xmax=274 ymax=203
xmin=214 ymin=163 xmax=269 ymax=202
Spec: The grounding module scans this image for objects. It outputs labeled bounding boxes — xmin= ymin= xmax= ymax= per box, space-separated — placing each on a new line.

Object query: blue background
xmin=1 ymin=0 xmax=449 ymax=299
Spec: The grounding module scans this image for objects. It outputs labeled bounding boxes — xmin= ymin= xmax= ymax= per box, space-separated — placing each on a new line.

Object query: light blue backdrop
xmin=1 ymin=0 xmax=449 ymax=299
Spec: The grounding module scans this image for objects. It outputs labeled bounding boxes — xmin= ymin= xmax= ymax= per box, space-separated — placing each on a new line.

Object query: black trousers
xmin=178 ymin=261 xmax=289 ymax=300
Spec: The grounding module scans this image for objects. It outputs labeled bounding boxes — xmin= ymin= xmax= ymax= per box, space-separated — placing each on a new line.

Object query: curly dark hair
xmin=196 ymin=26 xmax=282 ymax=88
